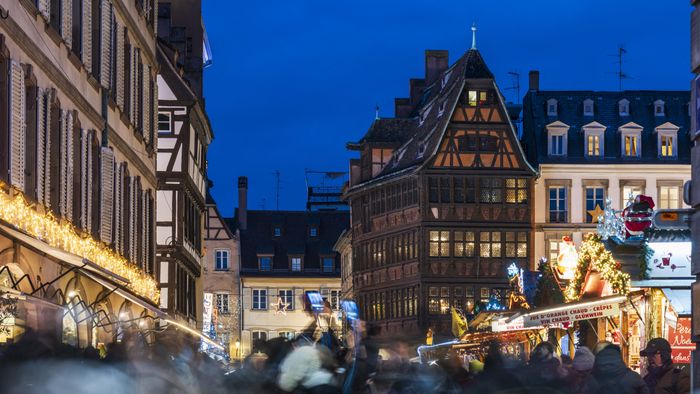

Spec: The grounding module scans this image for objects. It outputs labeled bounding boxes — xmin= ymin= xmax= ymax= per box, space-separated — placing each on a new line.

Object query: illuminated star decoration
xmin=275 ymin=297 xmax=290 ymax=315
xmin=587 ymin=204 xmax=605 ymax=223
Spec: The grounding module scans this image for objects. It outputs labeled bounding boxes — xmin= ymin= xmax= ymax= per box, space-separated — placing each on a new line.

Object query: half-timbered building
xmin=155 ymin=22 xmax=212 ymax=327
xmin=345 ymin=47 xmax=536 ymax=339
xmin=0 ymin=0 xmax=160 ymax=346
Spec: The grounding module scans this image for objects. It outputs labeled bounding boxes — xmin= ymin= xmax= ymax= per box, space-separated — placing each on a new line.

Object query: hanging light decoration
xmin=0 ymin=188 xmax=159 ymax=303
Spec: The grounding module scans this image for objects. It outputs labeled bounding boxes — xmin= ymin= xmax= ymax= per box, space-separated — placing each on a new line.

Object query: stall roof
xmin=662 ymin=288 xmax=691 ymax=316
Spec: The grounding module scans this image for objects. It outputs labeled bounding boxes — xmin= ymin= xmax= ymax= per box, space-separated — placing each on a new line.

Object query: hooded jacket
xmin=593 ymin=346 xmax=649 ymax=394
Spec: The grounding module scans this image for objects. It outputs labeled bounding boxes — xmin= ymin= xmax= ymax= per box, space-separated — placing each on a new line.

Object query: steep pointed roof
xmin=346 ymin=48 xmax=533 ymax=193
xmin=463 ymin=49 xmax=494 ymax=79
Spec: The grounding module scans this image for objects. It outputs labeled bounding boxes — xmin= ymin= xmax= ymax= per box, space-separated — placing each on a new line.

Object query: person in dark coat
xmin=593 ymin=342 xmax=649 ymax=394
xmin=640 ymin=338 xmax=690 ymax=394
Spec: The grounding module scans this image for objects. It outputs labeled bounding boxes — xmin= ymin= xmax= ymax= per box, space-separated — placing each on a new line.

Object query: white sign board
xmin=202 ymin=293 xmax=213 ymax=335
xmin=492 ymin=316 xmax=544 ymax=332
xmin=648 ymin=242 xmax=692 ymax=279
xmin=524 ymin=301 xmax=619 ymax=327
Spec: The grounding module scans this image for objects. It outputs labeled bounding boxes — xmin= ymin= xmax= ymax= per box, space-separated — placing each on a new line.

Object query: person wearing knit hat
xmin=565 ymin=347 xmax=599 ymax=394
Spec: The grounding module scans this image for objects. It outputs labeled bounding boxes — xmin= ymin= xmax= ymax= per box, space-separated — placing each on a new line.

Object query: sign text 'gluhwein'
xmin=523 ymin=299 xmax=620 ymax=327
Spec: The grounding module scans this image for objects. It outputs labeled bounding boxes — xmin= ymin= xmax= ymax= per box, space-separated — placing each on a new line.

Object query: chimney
xmin=238 ymin=176 xmax=248 ymax=231
xmin=409 ymin=79 xmax=425 ymax=107
xmin=425 ymin=50 xmax=449 ymax=86
xmin=528 ymin=70 xmax=540 ymax=91
xmin=394 ymin=98 xmax=412 ymax=118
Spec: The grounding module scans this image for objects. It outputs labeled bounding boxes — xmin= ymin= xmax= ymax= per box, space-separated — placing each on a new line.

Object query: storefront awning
xmin=662 ymin=288 xmax=691 ymax=316
xmin=515 ymin=295 xmax=627 ymax=328
xmin=79 ymin=269 xmax=164 ymax=318
xmin=631 ymin=279 xmax=694 ymax=288
xmin=0 ymin=223 xmax=129 ymax=285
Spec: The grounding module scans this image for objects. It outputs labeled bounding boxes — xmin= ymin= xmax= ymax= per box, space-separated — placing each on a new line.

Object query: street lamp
xmin=235 ymin=340 xmax=240 ymax=360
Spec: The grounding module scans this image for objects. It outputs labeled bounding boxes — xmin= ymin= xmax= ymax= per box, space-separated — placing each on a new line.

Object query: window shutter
xmin=61 ymin=111 xmax=74 ymax=220
xmin=99 ymin=147 xmax=114 ymax=243
xmin=36 ymin=89 xmax=46 ymax=204
xmin=129 ymin=177 xmax=136 ymax=261
xmin=9 ymin=61 xmax=26 ymax=192
xmin=115 ymin=23 xmax=124 ymax=110
xmin=38 ymin=0 xmax=51 ymax=20
xmin=142 ymin=66 xmax=150 ymax=144
xmin=61 ymin=0 xmax=72 ymax=49
xmin=130 ymin=47 xmax=138 ymax=127
xmin=81 ymin=0 xmax=92 ymax=72
xmin=100 ymin=0 xmax=112 ymax=88
xmin=79 ymin=129 xmax=90 ymax=230
xmin=113 ymin=162 xmax=123 ymax=253
xmin=40 ymin=90 xmax=52 ymax=208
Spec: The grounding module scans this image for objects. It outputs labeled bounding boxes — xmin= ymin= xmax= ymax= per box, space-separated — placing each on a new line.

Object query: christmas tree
xmin=533 ymin=257 xmax=565 ymax=308
xmin=565 ymin=233 xmax=630 ymax=301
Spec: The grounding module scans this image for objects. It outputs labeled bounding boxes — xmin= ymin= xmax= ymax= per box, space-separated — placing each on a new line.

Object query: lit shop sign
xmin=647 ymin=242 xmax=691 ymax=279
xmin=202 ymin=293 xmax=213 ymax=335
xmin=524 ymin=300 xmax=620 ymax=327
xmin=668 ymin=317 xmax=693 ymax=365
xmin=492 ymin=316 xmax=544 ymax=332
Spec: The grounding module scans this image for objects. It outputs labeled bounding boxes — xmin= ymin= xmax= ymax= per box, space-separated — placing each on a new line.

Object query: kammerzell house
xmin=344 ymin=46 xmax=536 ymax=339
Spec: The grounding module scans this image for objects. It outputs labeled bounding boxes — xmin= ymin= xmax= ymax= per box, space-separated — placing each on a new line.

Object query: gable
xmin=430 ymin=82 xmax=534 ymax=173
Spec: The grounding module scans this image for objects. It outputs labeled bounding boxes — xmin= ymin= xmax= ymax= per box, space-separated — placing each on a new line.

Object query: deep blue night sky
xmin=202 ymin=1 xmax=691 ymax=216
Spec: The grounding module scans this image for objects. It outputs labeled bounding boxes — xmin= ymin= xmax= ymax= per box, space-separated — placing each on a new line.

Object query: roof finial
xmin=375 ymin=104 xmax=380 ymax=120
xmin=471 ymin=23 xmax=477 ymax=50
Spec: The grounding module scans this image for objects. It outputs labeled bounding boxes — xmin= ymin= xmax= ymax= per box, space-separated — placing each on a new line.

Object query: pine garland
xmin=638 ymin=237 xmax=653 ymax=280
xmin=565 ymin=233 xmax=630 ymax=301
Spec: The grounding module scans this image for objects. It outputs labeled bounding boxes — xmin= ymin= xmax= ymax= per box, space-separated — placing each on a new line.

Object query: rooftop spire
xmin=471 ymin=23 xmax=477 ymax=50
xmin=375 ymin=104 xmax=380 ymax=120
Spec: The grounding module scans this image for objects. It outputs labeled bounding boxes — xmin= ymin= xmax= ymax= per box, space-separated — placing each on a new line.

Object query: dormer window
xmin=545 ymin=121 xmax=569 ymax=156
xmin=371 ymin=148 xmax=393 ymax=177
xmin=441 ymin=70 xmax=452 ymax=89
xmin=582 ymin=121 xmax=606 ymax=157
xmin=654 ymin=100 xmax=665 ymax=116
xmin=546 ymin=98 xmax=558 ymax=116
xmin=438 ymin=101 xmax=446 ymax=117
xmin=273 ymin=227 xmax=282 ymax=237
xmin=618 ymin=99 xmax=629 ymax=116
xmin=417 ymin=143 xmax=426 ymax=159
xmin=583 ymin=99 xmax=594 ymax=116
xmin=467 ymin=90 xmax=490 ymax=107
xmin=619 ymin=122 xmax=643 ymax=158
xmin=309 ymin=226 xmax=318 ymax=237
xmin=656 ymin=122 xmax=679 ymax=158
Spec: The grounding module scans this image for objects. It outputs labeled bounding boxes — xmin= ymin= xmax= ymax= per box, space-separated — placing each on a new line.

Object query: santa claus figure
xmin=556 ymin=236 xmax=578 ymax=280
xmin=623 ymin=195 xmax=654 ymax=237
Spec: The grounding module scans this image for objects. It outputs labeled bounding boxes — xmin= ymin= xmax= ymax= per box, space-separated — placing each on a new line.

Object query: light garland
xmin=564 ymin=233 xmax=630 ymax=302
xmin=0 ymin=188 xmax=159 ymax=303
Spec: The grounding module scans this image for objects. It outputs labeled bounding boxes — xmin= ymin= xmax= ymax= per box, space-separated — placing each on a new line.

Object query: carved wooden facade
xmin=346 ymin=49 xmax=535 ymax=338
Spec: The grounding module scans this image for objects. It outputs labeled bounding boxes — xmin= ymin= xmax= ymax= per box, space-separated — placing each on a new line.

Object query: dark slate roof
xmin=355 ymin=118 xmax=417 ymax=145
xmin=231 ymin=210 xmax=349 ymax=277
xmin=521 ymin=90 xmax=691 ymax=166
xmin=347 ymin=49 xmax=532 ymax=193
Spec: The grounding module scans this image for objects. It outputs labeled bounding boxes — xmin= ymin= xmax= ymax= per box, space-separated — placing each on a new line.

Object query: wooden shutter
xmin=142 ymin=66 xmax=150 ymax=144
xmin=112 ymin=162 xmax=123 ymax=252
xmin=81 ymin=0 xmax=92 ymax=72
xmin=61 ymin=0 xmax=72 ymax=49
xmin=9 ymin=61 xmax=26 ymax=192
xmin=80 ymin=129 xmax=92 ymax=230
xmin=38 ymin=0 xmax=51 ymax=20
xmin=100 ymin=0 xmax=112 ymax=88
xmin=99 ymin=147 xmax=114 ymax=243
xmin=115 ymin=23 xmax=124 ymax=109
xmin=130 ymin=47 xmax=138 ymax=127
xmin=60 ymin=111 xmax=74 ymax=219
xmin=36 ymin=89 xmax=46 ymax=204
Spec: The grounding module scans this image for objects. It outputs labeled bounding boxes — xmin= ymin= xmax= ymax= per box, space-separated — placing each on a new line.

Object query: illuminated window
xmin=660 ymin=135 xmax=675 ymax=157
xmin=505 ymin=178 xmax=528 ymax=204
xmin=479 ymin=232 xmax=501 ymax=258
xmin=468 ymin=90 xmax=477 ymax=106
xmin=480 ymin=287 xmax=490 ymax=303
xmin=621 ymin=184 xmax=643 ymax=206
xmin=216 ymin=293 xmax=230 ymax=314
xmin=429 ymin=231 xmax=450 ymax=257
xmin=659 ymin=185 xmax=680 ymax=209
xmin=505 ymin=232 xmax=528 ymax=258
xmin=624 ymin=135 xmax=639 ymax=157
xmin=278 ymin=289 xmax=294 ymax=310
xmin=290 ymin=257 xmax=302 ymax=272
xmin=454 ymin=231 xmax=475 ymax=257
xmin=587 ymin=134 xmax=600 ymax=156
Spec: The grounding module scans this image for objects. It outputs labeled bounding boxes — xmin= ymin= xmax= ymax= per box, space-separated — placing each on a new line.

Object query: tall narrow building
xmin=345 ymin=47 xmax=535 ymax=339
xmin=155 ymin=1 xmax=213 ymax=328
xmin=0 ymin=0 xmax=159 ymax=345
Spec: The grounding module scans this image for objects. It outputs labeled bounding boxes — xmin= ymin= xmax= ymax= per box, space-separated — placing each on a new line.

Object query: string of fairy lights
xmin=0 ymin=188 xmax=159 ymax=303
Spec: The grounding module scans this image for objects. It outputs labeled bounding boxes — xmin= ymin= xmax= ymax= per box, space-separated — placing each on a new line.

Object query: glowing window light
xmin=0 ymin=188 xmax=159 ymax=303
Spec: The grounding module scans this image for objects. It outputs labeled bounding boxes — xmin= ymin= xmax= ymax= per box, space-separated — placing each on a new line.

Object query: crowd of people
xmin=0 ymin=324 xmax=691 ymax=394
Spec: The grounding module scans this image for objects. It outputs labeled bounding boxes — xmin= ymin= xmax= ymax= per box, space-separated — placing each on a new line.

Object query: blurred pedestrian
xmin=278 ymin=345 xmax=340 ymax=394
xmin=566 ymin=346 xmax=598 ymax=394
xmin=593 ymin=342 xmax=648 ymax=394
xmin=640 ymin=338 xmax=690 ymax=394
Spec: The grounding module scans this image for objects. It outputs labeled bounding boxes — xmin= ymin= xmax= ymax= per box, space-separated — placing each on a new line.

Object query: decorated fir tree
xmin=533 ymin=257 xmax=565 ymax=308
xmin=565 ymin=233 xmax=630 ymax=301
